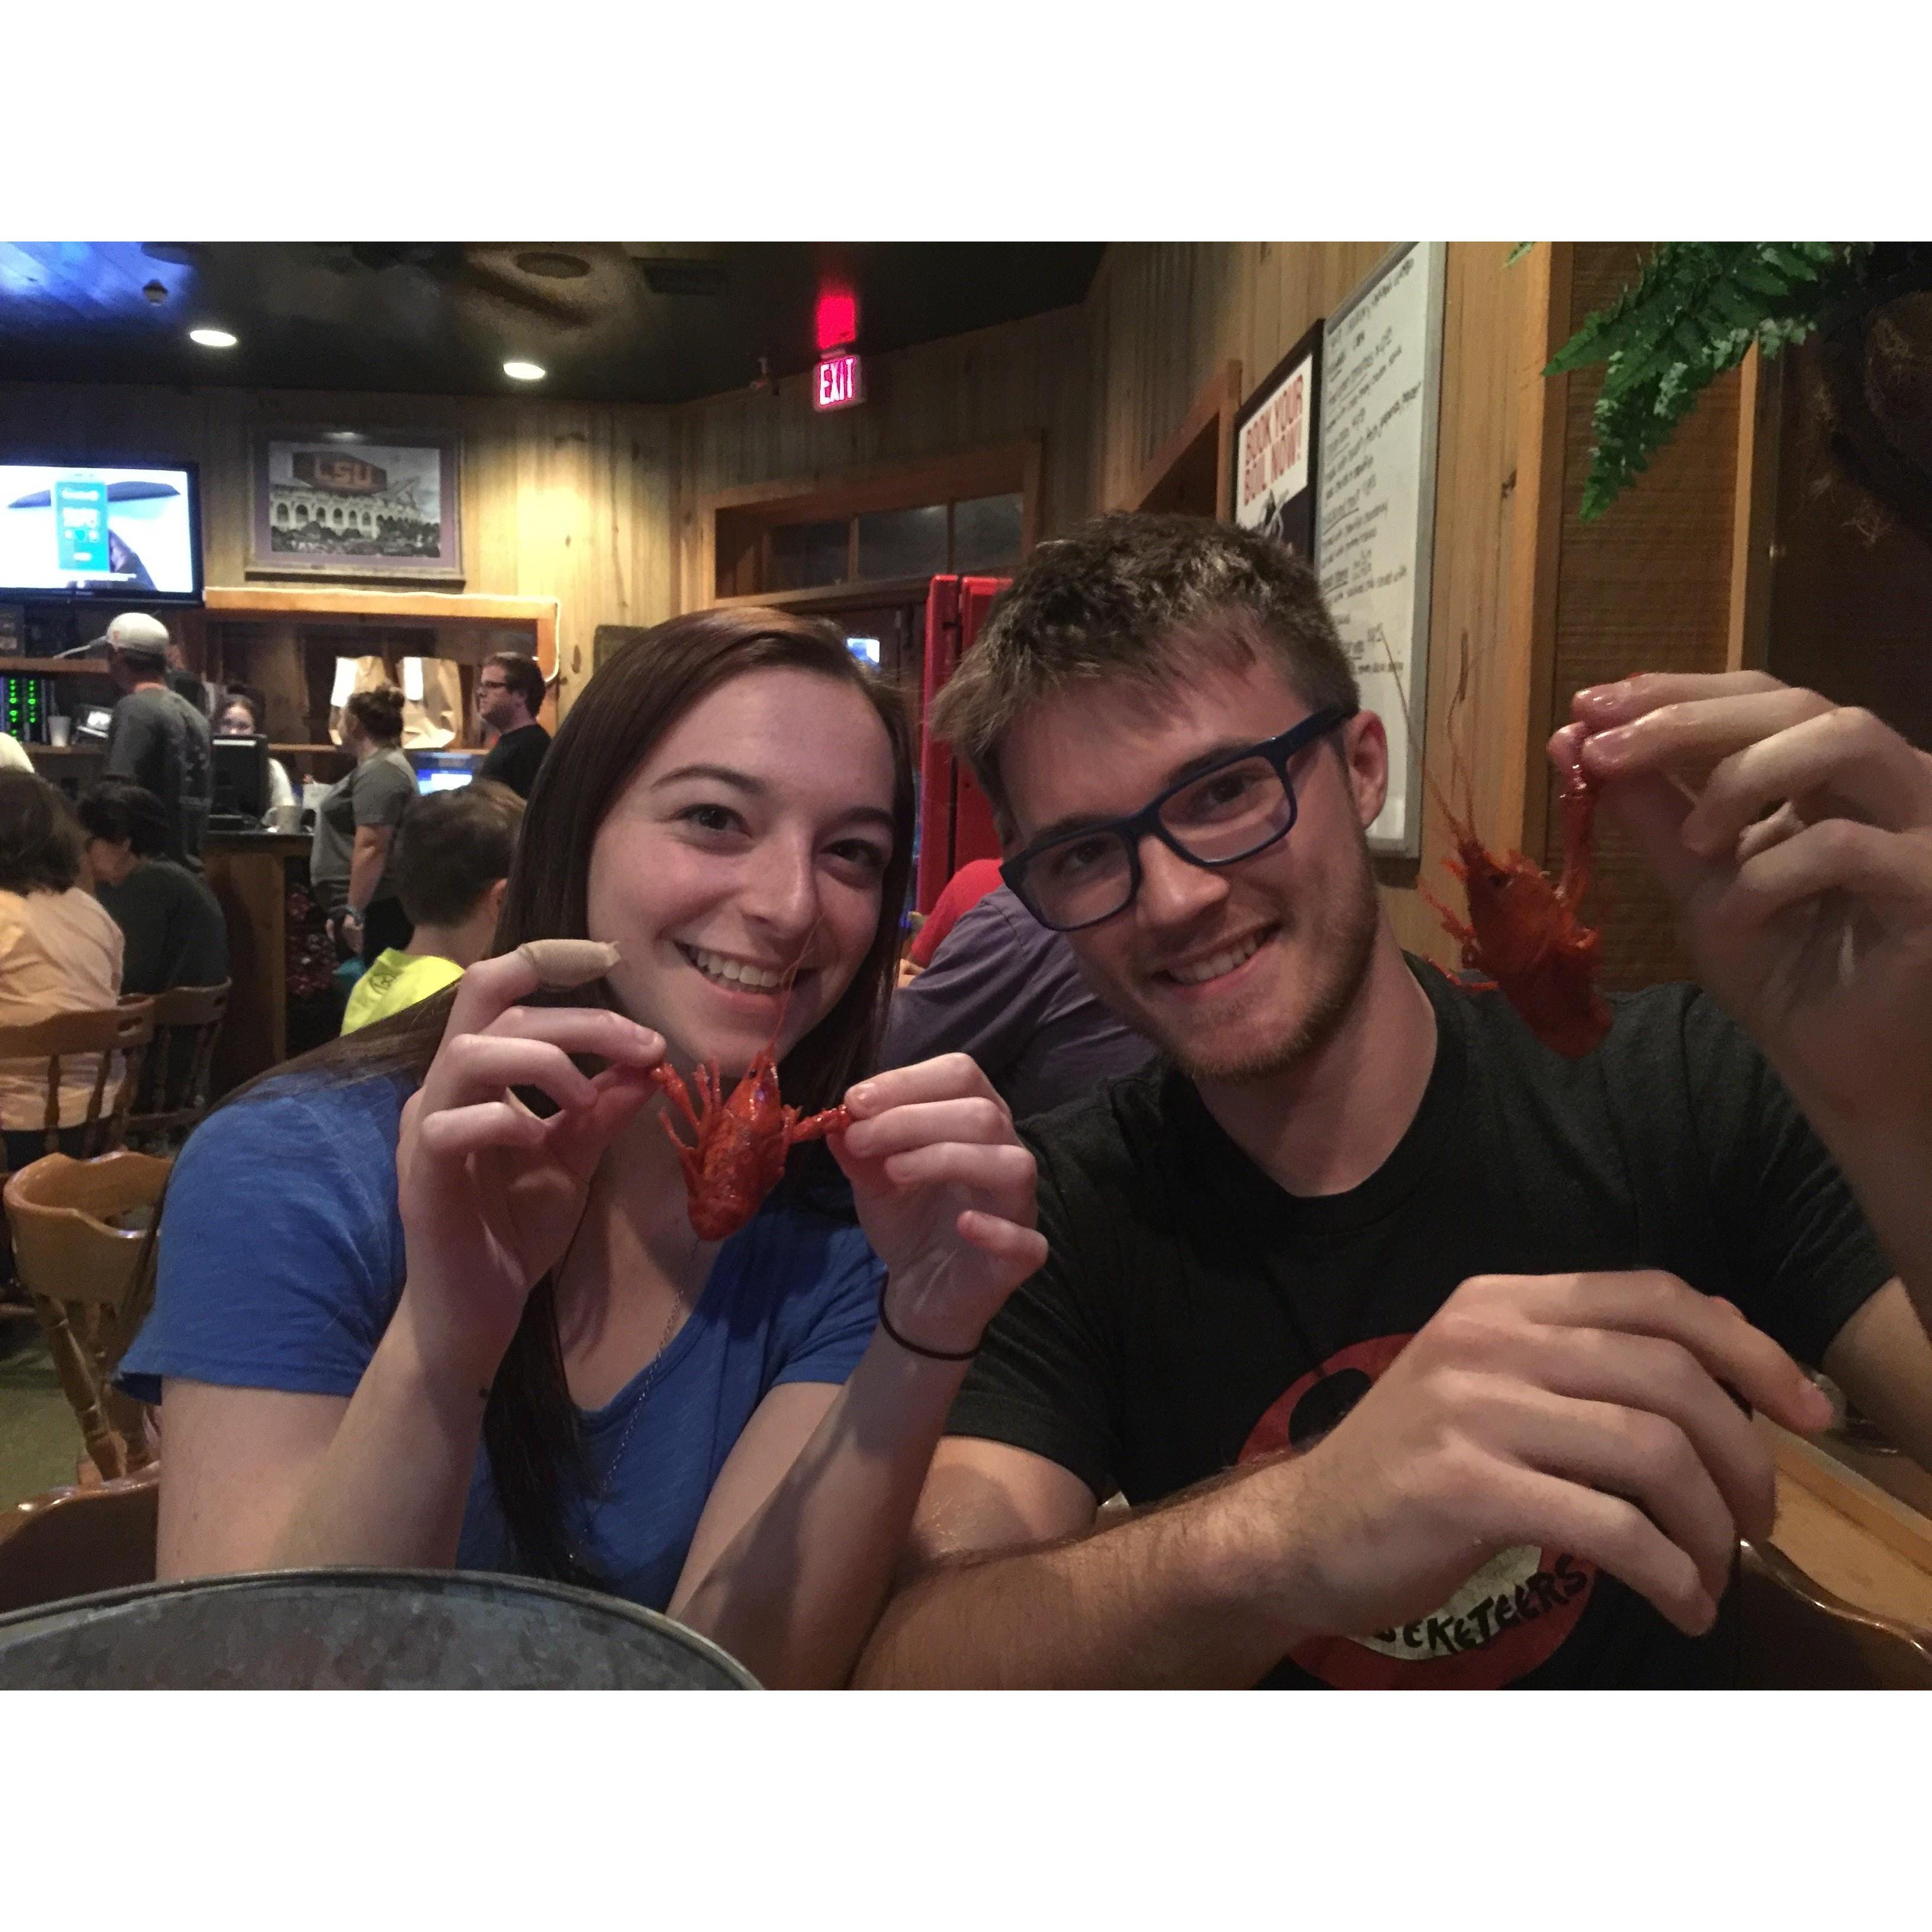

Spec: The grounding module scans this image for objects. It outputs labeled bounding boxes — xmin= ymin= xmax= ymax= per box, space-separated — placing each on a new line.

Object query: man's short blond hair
xmin=929 ymin=512 xmax=1359 ymax=833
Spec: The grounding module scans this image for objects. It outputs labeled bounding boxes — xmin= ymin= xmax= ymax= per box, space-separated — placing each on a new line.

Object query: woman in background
xmin=0 ymin=772 xmax=124 ymax=1170
xmin=214 ymin=688 xmax=297 ymax=817
xmin=309 ymin=684 xmax=416 ymax=964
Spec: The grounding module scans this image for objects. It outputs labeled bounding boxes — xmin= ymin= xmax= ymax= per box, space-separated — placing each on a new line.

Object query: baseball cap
xmin=88 ymin=611 xmax=173 ymax=662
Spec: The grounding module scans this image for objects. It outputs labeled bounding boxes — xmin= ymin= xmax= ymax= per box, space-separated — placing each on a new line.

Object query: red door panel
xmin=916 ymin=574 xmax=1010 ymax=914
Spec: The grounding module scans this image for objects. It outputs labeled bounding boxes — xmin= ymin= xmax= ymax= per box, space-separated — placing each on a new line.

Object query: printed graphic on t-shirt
xmin=1238 ymin=1332 xmax=1598 ymax=1688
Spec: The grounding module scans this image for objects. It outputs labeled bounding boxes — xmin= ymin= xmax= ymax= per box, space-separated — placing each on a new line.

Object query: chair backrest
xmin=3 ymin=1150 xmax=171 ymax=1481
xmin=1736 ymin=1538 xmax=1932 ymax=1688
xmin=0 ymin=1469 xmax=159 ymax=1615
xmin=129 ymin=981 xmax=230 ymax=1138
xmin=0 ymin=1000 xmax=156 ymax=1161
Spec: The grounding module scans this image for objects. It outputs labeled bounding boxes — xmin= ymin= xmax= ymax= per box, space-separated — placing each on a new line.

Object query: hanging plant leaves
xmin=1547 ymin=242 xmax=1870 ymax=520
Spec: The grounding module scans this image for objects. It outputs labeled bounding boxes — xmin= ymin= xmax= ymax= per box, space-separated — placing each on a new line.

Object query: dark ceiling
xmin=0 ymin=242 xmax=1107 ymax=405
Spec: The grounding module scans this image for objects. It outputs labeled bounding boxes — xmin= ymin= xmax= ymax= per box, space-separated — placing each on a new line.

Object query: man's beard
xmin=1159 ymin=836 xmax=1382 ymax=1086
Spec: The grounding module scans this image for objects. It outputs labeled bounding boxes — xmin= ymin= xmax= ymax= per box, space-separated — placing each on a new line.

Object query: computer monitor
xmin=409 ymin=749 xmax=482 ymax=796
xmin=211 ymin=734 xmax=268 ymax=824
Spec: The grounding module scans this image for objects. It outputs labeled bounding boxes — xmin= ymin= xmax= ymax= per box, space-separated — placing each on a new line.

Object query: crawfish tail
xmin=1554 ymin=760 xmax=1599 ymax=915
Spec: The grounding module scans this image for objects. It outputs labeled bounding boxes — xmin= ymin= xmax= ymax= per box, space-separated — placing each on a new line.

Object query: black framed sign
xmin=1231 ymin=320 xmax=1322 ymax=559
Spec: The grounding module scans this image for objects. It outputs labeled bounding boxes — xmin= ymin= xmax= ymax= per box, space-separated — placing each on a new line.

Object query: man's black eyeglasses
xmin=1001 ymin=704 xmax=1358 ymax=932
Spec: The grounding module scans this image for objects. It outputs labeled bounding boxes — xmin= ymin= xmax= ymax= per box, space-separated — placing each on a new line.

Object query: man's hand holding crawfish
xmin=1562 ymin=672 xmax=1932 ymax=1141
xmin=827 ymin=1053 xmax=1049 ymax=1360
xmin=394 ymin=944 xmax=666 ymax=1389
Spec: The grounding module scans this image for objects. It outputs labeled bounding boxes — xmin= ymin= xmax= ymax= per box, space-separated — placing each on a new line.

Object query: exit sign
xmin=814 ymin=352 xmax=864 ymax=411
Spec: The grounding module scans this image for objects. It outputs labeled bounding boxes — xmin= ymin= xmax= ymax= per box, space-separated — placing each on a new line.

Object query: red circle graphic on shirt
xmin=1239 ymin=1333 xmax=1598 ymax=1688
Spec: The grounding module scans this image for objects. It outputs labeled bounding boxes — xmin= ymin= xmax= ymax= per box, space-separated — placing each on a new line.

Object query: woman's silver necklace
xmin=595 ymin=1245 xmax=706 ymax=1489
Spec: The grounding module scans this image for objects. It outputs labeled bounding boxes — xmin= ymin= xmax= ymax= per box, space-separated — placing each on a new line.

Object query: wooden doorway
xmin=1120 ymin=360 xmax=1244 ymax=519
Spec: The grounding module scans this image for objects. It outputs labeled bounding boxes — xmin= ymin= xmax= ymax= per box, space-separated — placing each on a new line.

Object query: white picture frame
xmin=1314 ymin=242 xmax=1447 ymax=857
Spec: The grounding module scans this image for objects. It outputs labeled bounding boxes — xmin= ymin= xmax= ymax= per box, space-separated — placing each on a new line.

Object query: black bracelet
xmin=878 ymin=1286 xmax=980 ymax=1362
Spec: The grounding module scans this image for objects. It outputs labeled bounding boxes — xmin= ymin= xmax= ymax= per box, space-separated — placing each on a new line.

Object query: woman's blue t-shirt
xmin=118 ymin=1073 xmax=885 ymax=1609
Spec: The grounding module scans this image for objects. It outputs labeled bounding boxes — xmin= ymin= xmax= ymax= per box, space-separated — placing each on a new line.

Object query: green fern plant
xmin=1543 ymin=242 xmax=1870 ymax=519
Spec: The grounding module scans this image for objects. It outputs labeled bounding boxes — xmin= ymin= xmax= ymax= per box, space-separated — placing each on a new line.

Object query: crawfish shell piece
xmin=516 ymin=938 xmax=622 ymax=988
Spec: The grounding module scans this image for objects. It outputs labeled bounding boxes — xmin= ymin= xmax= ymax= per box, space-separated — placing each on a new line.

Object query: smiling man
xmin=852 ymin=511 xmax=1932 ymax=1690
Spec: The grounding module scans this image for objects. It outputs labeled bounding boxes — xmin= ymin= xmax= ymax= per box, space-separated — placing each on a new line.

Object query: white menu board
xmin=1315 ymin=242 xmax=1447 ymax=856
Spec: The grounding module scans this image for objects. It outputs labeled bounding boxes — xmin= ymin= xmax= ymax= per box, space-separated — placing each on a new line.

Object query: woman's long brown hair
xmin=211 ymin=608 xmax=916 ymax=1581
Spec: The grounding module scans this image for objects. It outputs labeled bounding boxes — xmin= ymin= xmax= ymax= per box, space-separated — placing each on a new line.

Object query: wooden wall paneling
xmin=0 ymin=381 xmax=675 ymax=724
xmin=1726 ymin=343 xmax=1782 ymax=674
xmin=1502 ymin=242 xmax=1575 ymax=870
xmin=1118 ymin=359 xmax=1242 ymax=517
xmin=1379 ymin=244 xmax=1534 ymax=961
xmin=669 ymin=305 xmax=1090 ymax=614
xmin=1540 ymin=244 xmax=1743 ymax=991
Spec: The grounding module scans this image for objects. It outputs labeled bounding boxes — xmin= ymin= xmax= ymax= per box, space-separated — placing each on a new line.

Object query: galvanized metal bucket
xmin=0 ymin=1568 xmax=759 ymax=1689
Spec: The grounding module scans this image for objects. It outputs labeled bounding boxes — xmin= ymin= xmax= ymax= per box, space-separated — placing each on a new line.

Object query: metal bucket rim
xmin=0 ymin=1565 xmax=762 ymax=1688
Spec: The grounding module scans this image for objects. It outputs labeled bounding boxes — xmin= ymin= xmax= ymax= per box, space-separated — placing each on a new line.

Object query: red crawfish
xmin=1419 ymin=693 xmax=1612 ymax=1059
xmin=517 ymin=932 xmax=851 ymax=1239
xmin=651 ymin=1052 xmax=849 ymax=1241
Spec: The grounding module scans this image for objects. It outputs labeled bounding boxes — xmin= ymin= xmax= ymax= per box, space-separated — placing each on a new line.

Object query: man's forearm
xmin=1807 ymin=1110 xmax=1932 ymax=1338
xmin=852 ymin=1458 xmax=1306 ymax=1689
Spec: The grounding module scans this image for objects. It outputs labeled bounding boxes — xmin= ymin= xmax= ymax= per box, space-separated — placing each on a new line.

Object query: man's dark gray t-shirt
xmin=881 ymin=885 xmax=1154 ymax=1121
xmin=97 ymin=859 xmax=230 ymax=996
xmin=105 ymin=685 xmax=212 ymax=869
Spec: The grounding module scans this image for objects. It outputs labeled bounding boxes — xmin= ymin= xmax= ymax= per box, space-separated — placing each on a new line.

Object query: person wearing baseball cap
xmin=99 ymin=613 xmax=212 ymax=869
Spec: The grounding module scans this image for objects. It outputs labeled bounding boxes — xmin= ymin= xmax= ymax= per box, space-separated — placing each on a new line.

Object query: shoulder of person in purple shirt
xmin=880 ymin=884 xmax=1154 ymax=1122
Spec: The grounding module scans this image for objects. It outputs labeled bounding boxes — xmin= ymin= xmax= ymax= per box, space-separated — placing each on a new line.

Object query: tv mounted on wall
xmin=0 ymin=460 xmax=204 ymax=604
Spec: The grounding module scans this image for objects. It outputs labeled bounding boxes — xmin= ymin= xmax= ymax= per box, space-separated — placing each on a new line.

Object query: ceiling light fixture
xmin=503 ymin=359 xmax=546 ymax=381
xmin=189 ymin=326 xmax=237 ymax=349
xmin=514 ymin=250 xmax=591 ymax=280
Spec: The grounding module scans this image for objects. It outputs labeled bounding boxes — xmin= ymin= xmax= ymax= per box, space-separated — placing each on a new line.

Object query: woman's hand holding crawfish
xmin=1561 ymin=671 xmax=1932 ymax=1139
xmin=829 ymin=1054 xmax=1048 ymax=1357
xmin=395 ymin=948 xmax=666 ymax=1386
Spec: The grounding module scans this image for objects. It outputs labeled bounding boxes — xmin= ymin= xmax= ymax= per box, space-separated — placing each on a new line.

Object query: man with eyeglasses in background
xmin=847 ymin=512 xmax=1932 ymax=1689
xmin=473 ymin=651 xmax=550 ymax=799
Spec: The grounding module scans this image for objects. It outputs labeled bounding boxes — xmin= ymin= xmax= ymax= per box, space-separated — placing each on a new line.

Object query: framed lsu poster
xmin=1231 ymin=321 xmax=1322 ymax=560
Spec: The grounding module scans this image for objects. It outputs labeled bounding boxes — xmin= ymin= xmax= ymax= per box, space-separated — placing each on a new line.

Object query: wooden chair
xmin=0 ymin=1000 xmax=154 ymax=1316
xmin=2 ymin=1151 xmax=170 ymax=1482
xmin=0 ymin=1467 xmax=159 ymax=1615
xmin=125 ymin=981 xmax=230 ymax=1148
xmin=1735 ymin=1538 xmax=1932 ymax=1688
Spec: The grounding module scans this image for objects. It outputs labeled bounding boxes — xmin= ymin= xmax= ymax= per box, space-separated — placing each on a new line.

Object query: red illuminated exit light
xmin=814 ymin=352 xmax=864 ymax=411
xmin=815 ymin=288 xmax=858 ymax=353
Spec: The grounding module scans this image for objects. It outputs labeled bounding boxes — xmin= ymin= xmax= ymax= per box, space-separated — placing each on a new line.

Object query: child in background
xmin=340 ymin=780 xmax=523 ymax=1034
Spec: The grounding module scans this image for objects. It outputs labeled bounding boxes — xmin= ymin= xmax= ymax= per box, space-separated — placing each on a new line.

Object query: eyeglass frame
xmin=1000 ymin=703 xmax=1360 ymax=932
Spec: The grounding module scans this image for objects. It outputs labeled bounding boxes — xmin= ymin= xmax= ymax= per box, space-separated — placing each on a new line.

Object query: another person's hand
xmin=1272 ymin=1270 xmax=1833 ymax=1642
xmin=393 ymin=951 xmax=666 ymax=1386
xmin=895 ymin=957 xmax=923 ymax=989
xmin=1559 ymin=671 xmax=1932 ymax=1136
xmin=831 ymin=1054 xmax=1049 ymax=1357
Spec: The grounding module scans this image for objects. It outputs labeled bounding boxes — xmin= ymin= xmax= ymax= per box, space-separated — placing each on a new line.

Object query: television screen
xmin=409 ymin=749 xmax=481 ymax=796
xmin=0 ymin=461 xmax=202 ymax=601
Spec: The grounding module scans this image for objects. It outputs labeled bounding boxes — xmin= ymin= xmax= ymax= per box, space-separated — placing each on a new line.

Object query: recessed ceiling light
xmin=326 ymin=430 xmax=363 ymax=442
xmin=503 ymin=359 xmax=546 ymax=381
xmin=189 ymin=326 xmax=237 ymax=349
xmin=514 ymin=250 xmax=591 ymax=281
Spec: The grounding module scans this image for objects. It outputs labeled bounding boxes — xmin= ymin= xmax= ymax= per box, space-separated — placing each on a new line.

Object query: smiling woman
xmin=112 ymin=607 xmax=1051 ymax=1688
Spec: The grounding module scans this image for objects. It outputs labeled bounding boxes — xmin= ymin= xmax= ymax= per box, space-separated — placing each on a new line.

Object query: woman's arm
xmin=157 ymin=952 xmax=666 ymax=1578
xmin=346 ymin=823 xmax=394 ymax=919
xmin=157 ymin=1303 xmax=490 ymax=1576
xmin=667 ymin=1052 xmax=1048 ymax=1687
xmin=666 ymin=1341 xmax=975 ymax=1688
